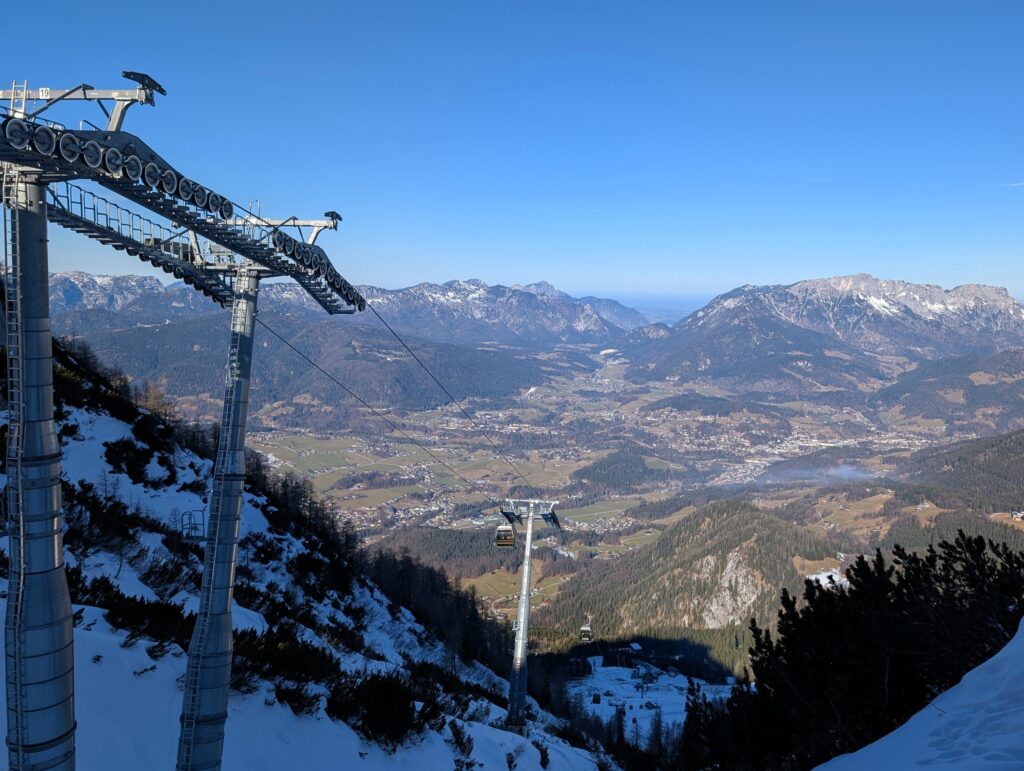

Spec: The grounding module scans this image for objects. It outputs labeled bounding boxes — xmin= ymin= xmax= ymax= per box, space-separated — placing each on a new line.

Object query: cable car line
xmin=364 ymin=301 xmax=532 ymax=487
xmin=254 ymin=317 xmax=480 ymax=490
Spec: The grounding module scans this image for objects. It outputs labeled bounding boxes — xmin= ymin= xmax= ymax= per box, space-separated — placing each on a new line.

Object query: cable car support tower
xmin=0 ymin=75 xmax=366 ymax=771
xmin=497 ymin=499 xmax=560 ymax=734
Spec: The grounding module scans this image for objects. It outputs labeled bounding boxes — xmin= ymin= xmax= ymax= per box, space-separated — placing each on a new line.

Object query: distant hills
xmin=48 ymin=272 xmax=640 ymax=427
xmin=623 ymin=274 xmax=1024 ymax=404
xmin=48 ymin=271 xmax=1024 ymax=435
xmin=359 ymin=279 xmax=627 ymax=346
xmin=512 ymin=280 xmax=650 ymax=330
xmin=59 ymin=308 xmax=578 ymax=428
xmin=49 ymin=272 xmax=650 ymax=348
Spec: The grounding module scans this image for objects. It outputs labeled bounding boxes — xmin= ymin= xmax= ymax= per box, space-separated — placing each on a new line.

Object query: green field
xmin=559 ymin=498 xmax=644 ymax=524
xmin=462 ymin=569 xmax=565 ymax=614
xmin=620 ymin=529 xmax=661 ymax=547
xmin=249 ymin=432 xmax=587 ymax=504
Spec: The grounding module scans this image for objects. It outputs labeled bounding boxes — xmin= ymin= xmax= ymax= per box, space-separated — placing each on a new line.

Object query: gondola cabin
xmin=495 ymin=524 xmax=515 ymax=549
xmin=579 ymin=623 xmax=593 ymax=643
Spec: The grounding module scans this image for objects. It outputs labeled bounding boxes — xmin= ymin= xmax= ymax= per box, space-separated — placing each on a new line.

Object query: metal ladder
xmin=177 ymin=293 xmax=245 ymax=769
xmin=7 ymin=81 xmax=27 ymax=116
xmin=3 ymin=163 xmax=27 ymax=769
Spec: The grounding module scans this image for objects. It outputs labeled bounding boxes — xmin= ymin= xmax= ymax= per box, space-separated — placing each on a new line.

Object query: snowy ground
xmin=566 ymin=656 xmax=732 ymax=746
xmin=818 ymin=621 xmax=1024 ymax=770
xmin=0 ymin=605 xmax=599 ymax=770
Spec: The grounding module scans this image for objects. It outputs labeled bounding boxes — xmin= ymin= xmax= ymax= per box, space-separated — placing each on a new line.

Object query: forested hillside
xmin=368 ymin=527 xmax=523 ymax=580
xmin=58 ymin=310 xmax=563 ymax=427
xmin=872 ymin=349 xmax=1024 ymax=435
xmin=535 ymin=501 xmax=847 ymax=669
xmin=897 ymin=428 xmax=1024 ymax=510
xmin=682 ymin=534 xmax=1024 ymax=770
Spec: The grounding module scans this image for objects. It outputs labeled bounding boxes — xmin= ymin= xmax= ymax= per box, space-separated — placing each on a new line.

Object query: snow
xmin=566 ymin=657 xmax=731 ymax=746
xmin=818 ymin=620 xmax=1024 ymax=770
xmin=805 ymin=569 xmax=849 ymax=588
xmin=865 ymin=295 xmax=898 ymax=316
xmin=70 ymin=550 xmax=158 ymax=601
xmin=0 ymin=605 xmax=599 ymax=770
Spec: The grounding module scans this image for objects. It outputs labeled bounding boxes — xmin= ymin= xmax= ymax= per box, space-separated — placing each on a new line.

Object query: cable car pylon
xmin=2 ymin=164 xmax=76 ymax=771
xmin=1 ymin=75 xmax=366 ymax=771
xmin=497 ymin=499 xmax=560 ymax=734
xmin=176 ymin=216 xmax=341 ymax=771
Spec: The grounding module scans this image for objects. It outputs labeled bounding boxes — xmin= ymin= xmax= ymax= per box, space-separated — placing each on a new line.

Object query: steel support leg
xmin=5 ymin=176 xmax=76 ymax=770
xmin=506 ymin=511 xmax=535 ymax=733
xmin=176 ymin=266 xmax=260 ymax=771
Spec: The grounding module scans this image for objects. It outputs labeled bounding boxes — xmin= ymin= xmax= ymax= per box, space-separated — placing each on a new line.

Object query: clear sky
xmin=8 ymin=0 xmax=1024 ymax=299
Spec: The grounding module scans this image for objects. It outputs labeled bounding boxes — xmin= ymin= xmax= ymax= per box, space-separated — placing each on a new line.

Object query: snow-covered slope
xmin=0 ymin=384 xmax=606 ymax=768
xmin=818 ymin=620 xmax=1024 ymax=770
xmin=567 ymin=657 xmax=731 ymax=748
xmin=0 ymin=606 xmax=591 ymax=771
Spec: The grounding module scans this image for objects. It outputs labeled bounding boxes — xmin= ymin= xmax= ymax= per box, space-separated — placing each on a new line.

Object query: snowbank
xmin=818 ymin=620 xmax=1024 ymax=770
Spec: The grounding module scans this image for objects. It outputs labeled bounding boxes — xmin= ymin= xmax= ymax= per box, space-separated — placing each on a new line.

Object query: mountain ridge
xmin=48 ymin=272 xmax=649 ymax=346
xmin=624 ymin=274 xmax=1024 ymax=396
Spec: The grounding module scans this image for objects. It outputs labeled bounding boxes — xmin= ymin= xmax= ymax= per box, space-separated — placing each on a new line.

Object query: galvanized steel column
xmin=5 ymin=176 xmax=76 ymax=770
xmin=506 ymin=509 xmax=535 ymax=732
xmin=176 ymin=267 xmax=259 ymax=771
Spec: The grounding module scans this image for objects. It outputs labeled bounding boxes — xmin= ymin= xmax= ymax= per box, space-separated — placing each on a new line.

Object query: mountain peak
xmin=513 ymin=280 xmax=573 ymax=300
xmin=699 ymin=275 xmax=1024 ymax=356
xmin=787 ymin=274 xmax=1023 ymax=321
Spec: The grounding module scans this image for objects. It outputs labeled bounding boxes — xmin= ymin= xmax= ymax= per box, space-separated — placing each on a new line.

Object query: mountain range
xmin=50 ymin=272 xmax=649 ymax=347
xmin=46 ymin=271 xmax=1024 ymax=435
xmin=624 ymin=274 xmax=1024 ymax=399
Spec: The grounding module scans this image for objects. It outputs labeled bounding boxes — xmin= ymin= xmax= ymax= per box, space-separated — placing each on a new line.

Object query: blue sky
xmin=9 ymin=0 xmax=1024 ymax=299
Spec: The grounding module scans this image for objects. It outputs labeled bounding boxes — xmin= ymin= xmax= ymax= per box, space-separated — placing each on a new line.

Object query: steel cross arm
xmin=226 ymin=217 xmax=338 ymax=245
xmin=0 ymin=122 xmax=364 ymax=314
xmin=87 ymin=175 xmax=352 ymax=314
xmin=0 ymin=86 xmax=156 ymax=131
xmin=0 ymin=88 xmax=152 ymax=103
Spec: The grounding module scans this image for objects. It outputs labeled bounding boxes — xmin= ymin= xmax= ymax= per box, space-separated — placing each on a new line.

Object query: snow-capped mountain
xmin=358 ymin=280 xmax=624 ymax=346
xmin=47 ymin=273 xmax=646 ymax=346
xmin=50 ymin=271 xmax=166 ymax=314
xmin=687 ymin=274 xmax=1024 ymax=359
xmin=623 ymin=275 xmax=1024 ymax=393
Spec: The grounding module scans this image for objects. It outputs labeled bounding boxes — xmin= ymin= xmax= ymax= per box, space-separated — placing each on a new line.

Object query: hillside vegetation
xmin=536 ymin=501 xmax=848 ymax=669
xmin=681 ymin=533 xmax=1024 ymax=770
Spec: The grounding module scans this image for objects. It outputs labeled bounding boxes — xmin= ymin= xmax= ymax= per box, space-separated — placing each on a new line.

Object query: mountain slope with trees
xmin=535 ymin=501 xmax=849 ymax=668
xmin=680 ymin=534 xmax=1024 ymax=770
xmin=0 ymin=342 xmax=606 ymax=769
xmin=57 ymin=309 xmax=565 ymax=428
